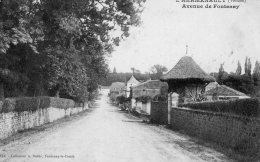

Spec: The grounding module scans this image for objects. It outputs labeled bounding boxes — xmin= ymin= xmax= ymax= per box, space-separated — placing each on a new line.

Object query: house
xmin=161 ymin=56 xmax=215 ymax=104
xmin=109 ymin=82 xmax=126 ymax=102
xmin=205 ymin=84 xmax=250 ymax=101
xmin=132 ymin=80 xmax=168 ymax=114
xmin=101 ymin=86 xmax=110 ymax=95
xmin=126 ymin=74 xmax=140 ymax=97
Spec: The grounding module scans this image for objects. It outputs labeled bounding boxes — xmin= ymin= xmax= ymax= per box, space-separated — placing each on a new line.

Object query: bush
xmin=0 ymin=100 xmax=3 ymax=112
xmin=152 ymin=94 xmax=167 ymax=102
xmin=135 ymin=95 xmax=151 ymax=103
xmin=74 ymin=102 xmax=82 ymax=107
xmin=116 ymin=95 xmax=127 ymax=104
xmin=38 ymin=97 xmax=52 ymax=109
xmin=15 ymin=97 xmax=39 ymax=112
xmin=1 ymin=98 xmax=16 ymax=113
xmin=50 ymin=97 xmax=75 ymax=109
xmin=179 ymin=98 xmax=259 ymax=117
xmin=0 ymin=96 xmax=77 ymax=113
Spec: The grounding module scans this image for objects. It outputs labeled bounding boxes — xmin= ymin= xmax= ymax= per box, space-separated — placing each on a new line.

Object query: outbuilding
xmin=161 ymin=56 xmax=215 ymax=104
xmin=205 ymin=84 xmax=250 ymax=101
xmin=132 ymin=80 xmax=168 ymax=115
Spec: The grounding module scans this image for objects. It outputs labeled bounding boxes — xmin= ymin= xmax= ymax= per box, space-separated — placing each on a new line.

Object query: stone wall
xmin=150 ymin=101 xmax=168 ymax=124
xmin=0 ymin=98 xmax=87 ymax=140
xmin=171 ymin=107 xmax=260 ymax=152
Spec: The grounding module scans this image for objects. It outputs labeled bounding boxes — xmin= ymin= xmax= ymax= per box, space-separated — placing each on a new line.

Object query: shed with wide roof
xmin=161 ymin=56 xmax=215 ymax=103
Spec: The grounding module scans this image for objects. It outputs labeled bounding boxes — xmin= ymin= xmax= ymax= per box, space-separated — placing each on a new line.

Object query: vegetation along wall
xmin=0 ymin=97 xmax=87 ymax=140
xmin=171 ymin=107 xmax=260 ymax=153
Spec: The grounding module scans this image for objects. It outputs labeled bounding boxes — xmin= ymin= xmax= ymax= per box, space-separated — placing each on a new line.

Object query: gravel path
xmin=0 ymin=94 xmax=231 ymax=162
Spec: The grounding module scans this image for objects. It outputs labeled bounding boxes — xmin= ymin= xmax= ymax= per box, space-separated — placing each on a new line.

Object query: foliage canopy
xmin=0 ymin=0 xmax=146 ymax=101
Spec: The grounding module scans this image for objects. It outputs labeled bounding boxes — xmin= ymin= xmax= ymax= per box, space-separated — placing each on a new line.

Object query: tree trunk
xmin=0 ymin=82 xmax=4 ymax=100
xmin=55 ymin=85 xmax=60 ymax=98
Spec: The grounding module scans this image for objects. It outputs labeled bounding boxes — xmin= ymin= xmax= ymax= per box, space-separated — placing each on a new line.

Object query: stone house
xmin=132 ymin=80 xmax=168 ymax=114
xmin=109 ymin=82 xmax=126 ymax=102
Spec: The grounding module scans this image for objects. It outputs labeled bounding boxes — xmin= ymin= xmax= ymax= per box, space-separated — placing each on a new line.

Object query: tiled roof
xmin=132 ymin=80 xmax=168 ymax=98
xmin=205 ymin=85 xmax=248 ymax=96
xmin=110 ymin=82 xmax=125 ymax=92
xmin=127 ymin=75 xmax=140 ymax=84
xmin=132 ymin=80 xmax=168 ymax=90
xmin=161 ymin=56 xmax=215 ymax=82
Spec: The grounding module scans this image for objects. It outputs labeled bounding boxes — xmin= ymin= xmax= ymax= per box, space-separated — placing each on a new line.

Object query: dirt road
xmin=0 ymin=94 xmax=230 ymax=162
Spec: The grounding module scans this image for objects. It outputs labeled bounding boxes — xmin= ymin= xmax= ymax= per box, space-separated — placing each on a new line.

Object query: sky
xmin=108 ymin=0 xmax=260 ymax=74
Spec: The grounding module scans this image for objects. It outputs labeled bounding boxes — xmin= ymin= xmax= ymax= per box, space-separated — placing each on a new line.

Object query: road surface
xmin=0 ymin=94 xmax=230 ymax=162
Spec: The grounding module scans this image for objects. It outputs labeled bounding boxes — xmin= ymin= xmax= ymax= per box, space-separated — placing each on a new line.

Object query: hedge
xmin=0 ymin=97 xmax=77 ymax=113
xmin=49 ymin=97 xmax=75 ymax=109
xmin=116 ymin=95 xmax=127 ymax=104
xmin=178 ymin=98 xmax=259 ymax=117
xmin=0 ymin=101 xmax=3 ymax=112
xmin=15 ymin=97 xmax=39 ymax=112
xmin=135 ymin=95 xmax=151 ymax=103
xmin=1 ymin=98 xmax=16 ymax=113
xmin=152 ymin=94 xmax=167 ymax=102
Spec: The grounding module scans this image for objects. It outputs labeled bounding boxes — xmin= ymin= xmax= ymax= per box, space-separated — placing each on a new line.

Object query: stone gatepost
xmin=168 ymin=93 xmax=172 ymax=125
xmin=168 ymin=92 xmax=179 ymax=125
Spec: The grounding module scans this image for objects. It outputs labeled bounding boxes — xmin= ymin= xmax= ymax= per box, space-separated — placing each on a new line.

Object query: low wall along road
xmin=171 ymin=107 xmax=259 ymax=153
xmin=0 ymin=97 xmax=87 ymax=140
xmin=150 ymin=101 xmax=259 ymax=153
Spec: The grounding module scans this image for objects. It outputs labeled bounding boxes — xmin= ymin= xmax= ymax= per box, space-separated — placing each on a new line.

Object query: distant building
xmin=109 ymin=82 xmax=126 ymax=102
xmin=110 ymin=82 xmax=125 ymax=95
xmin=161 ymin=56 xmax=215 ymax=104
xmin=126 ymin=75 xmax=140 ymax=97
xmin=132 ymin=80 xmax=168 ymax=114
xmin=205 ymin=85 xmax=250 ymax=101
xmin=101 ymin=86 xmax=110 ymax=95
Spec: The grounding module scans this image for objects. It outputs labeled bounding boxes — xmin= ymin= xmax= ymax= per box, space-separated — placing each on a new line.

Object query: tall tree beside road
xmin=218 ymin=63 xmax=225 ymax=84
xmin=253 ymin=61 xmax=260 ymax=90
xmin=0 ymin=0 xmax=38 ymax=99
xmin=213 ymin=57 xmax=259 ymax=96
xmin=0 ymin=0 xmax=146 ymax=101
xmin=113 ymin=67 xmax=117 ymax=74
xmin=244 ymin=56 xmax=252 ymax=76
xmin=236 ymin=61 xmax=242 ymax=75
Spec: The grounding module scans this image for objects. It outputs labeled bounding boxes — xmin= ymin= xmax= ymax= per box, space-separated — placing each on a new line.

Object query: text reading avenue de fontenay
xmin=176 ymin=0 xmax=246 ymax=9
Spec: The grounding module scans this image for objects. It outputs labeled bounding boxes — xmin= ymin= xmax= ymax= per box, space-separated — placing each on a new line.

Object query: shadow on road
xmin=121 ymin=120 xmax=143 ymax=123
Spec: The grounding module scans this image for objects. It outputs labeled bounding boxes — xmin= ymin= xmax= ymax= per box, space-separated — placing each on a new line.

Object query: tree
xmin=150 ymin=64 xmax=168 ymax=80
xmin=244 ymin=57 xmax=252 ymax=76
xmin=0 ymin=0 xmax=36 ymax=53
xmin=218 ymin=63 xmax=225 ymax=84
xmin=0 ymin=0 xmax=146 ymax=101
xmin=248 ymin=58 xmax=252 ymax=76
xmin=0 ymin=0 xmax=38 ymax=99
xmin=131 ymin=67 xmax=141 ymax=74
xmin=37 ymin=0 xmax=145 ymax=101
xmin=113 ymin=67 xmax=117 ymax=74
xmin=253 ymin=61 xmax=260 ymax=75
xmin=245 ymin=57 xmax=248 ymax=75
xmin=253 ymin=61 xmax=260 ymax=87
xmin=235 ymin=61 xmax=242 ymax=75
